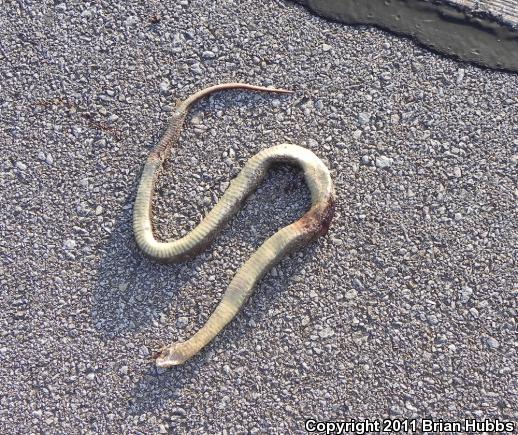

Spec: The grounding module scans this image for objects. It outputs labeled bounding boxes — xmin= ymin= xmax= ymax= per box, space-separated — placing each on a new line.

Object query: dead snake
xmin=133 ymin=83 xmax=335 ymax=368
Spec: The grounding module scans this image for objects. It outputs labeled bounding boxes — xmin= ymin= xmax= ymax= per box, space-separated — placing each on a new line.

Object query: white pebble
xmin=319 ymin=326 xmax=334 ymax=338
xmin=405 ymin=401 xmax=417 ymax=412
xmin=159 ymin=80 xmax=170 ymax=93
xmin=456 ymin=68 xmax=465 ymax=84
xmin=202 ymin=50 xmax=216 ymax=59
xmin=63 ymin=239 xmax=77 ymax=250
xmin=486 ymin=336 xmax=500 ymax=349
xmin=375 ymin=155 xmax=393 ymax=169
xmin=358 ymin=112 xmax=370 ymax=125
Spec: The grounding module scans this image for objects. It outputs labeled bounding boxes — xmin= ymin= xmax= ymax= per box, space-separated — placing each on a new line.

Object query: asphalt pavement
xmin=0 ymin=0 xmax=516 ymax=433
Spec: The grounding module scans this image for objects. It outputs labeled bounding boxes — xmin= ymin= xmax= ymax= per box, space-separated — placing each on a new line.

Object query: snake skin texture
xmin=132 ymin=83 xmax=335 ymax=367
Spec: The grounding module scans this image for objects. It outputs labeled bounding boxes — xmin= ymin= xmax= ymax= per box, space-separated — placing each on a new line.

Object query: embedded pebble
xmin=375 ymin=155 xmax=393 ymax=168
xmin=352 ymin=278 xmax=365 ymax=291
xmin=159 ymin=79 xmax=170 ymax=93
xmin=456 ymin=68 xmax=465 ymax=84
xmin=405 ymin=401 xmax=418 ymax=412
xmin=63 ymin=239 xmax=77 ymax=250
xmin=16 ymin=161 xmax=27 ymax=171
xmin=202 ymin=50 xmax=216 ymax=59
xmin=460 ymin=286 xmax=473 ymax=303
xmin=307 ymin=138 xmax=319 ymax=148
xmin=176 ymin=316 xmax=189 ymax=328
xmin=380 ymin=72 xmax=391 ymax=81
xmin=344 ymin=289 xmax=357 ymax=300
xmin=319 ymin=326 xmax=335 ymax=338
xmin=190 ymin=63 xmax=203 ymax=75
xmin=358 ymin=112 xmax=371 ymax=125
xmin=486 ymin=336 xmax=500 ymax=349
xmin=427 ymin=314 xmax=439 ymax=325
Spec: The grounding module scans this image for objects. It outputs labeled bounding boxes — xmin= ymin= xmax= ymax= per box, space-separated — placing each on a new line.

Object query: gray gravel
xmin=1 ymin=0 xmax=517 ymax=433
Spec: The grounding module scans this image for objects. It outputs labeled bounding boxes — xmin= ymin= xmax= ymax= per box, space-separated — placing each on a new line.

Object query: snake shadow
xmin=90 ymin=94 xmax=326 ymax=416
xmin=91 ymin=163 xmax=319 ymax=416
xmin=90 ymin=195 xmax=192 ymax=339
xmin=126 ymin=242 xmax=318 ymax=418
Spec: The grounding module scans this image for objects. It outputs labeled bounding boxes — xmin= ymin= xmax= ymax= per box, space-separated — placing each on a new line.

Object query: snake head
xmin=155 ymin=343 xmax=190 ymax=368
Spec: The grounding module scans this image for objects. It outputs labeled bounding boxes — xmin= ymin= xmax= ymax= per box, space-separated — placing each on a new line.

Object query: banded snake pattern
xmin=133 ymin=83 xmax=335 ymax=367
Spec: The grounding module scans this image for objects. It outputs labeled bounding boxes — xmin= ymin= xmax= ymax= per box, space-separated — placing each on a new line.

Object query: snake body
xmin=133 ymin=83 xmax=335 ymax=368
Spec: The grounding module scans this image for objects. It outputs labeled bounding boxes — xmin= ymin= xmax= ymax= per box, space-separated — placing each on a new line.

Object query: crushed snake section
xmin=132 ymin=83 xmax=335 ymax=368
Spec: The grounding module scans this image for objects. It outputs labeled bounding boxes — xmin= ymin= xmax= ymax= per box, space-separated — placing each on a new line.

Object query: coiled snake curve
xmin=133 ymin=83 xmax=335 ymax=368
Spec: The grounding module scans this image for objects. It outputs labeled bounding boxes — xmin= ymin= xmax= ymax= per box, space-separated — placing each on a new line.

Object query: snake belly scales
xmin=133 ymin=83 xmax=335 ymax=368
